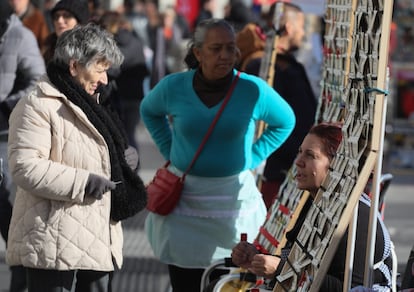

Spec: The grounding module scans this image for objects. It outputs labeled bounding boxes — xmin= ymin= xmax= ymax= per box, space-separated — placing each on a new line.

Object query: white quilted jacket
xmin=6 ymin=76 xmax=123 ymax=271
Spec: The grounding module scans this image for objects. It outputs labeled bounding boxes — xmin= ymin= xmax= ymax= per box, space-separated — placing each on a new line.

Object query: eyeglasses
xmin=52 ymin=11 xmax=75 ymax=21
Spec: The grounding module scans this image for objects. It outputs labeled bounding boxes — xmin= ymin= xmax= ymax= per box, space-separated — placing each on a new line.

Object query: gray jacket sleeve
xmin=0 ymin=16 xmax=45 ymax=122
xmin=4 ymin=28 xmax=45 ymax=111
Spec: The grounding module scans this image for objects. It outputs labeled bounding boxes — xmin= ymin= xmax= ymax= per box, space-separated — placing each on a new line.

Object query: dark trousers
xmin=168 ymin=264 xmax=229 ymax=292
xmin=168 ymin=265 xmax=204 ymax=292
xmin=260 ymin=180 xmax=282 ymax=210
xmin=113 ymin=99 xmax=141 ymax=150
xmin=10 ymin=265 xmax=27 ymax=292
xmin=26 ymin=268 xmax=112 ymax=292
xmin=0 ymin=194 xmax=12 ymax=243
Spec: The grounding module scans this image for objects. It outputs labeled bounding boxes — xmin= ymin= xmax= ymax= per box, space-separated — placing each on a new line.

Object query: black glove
xmin=85 ymin=173 xmax=116 ymax=200
xmin=124 ymin=145 xmax=139 ymax=170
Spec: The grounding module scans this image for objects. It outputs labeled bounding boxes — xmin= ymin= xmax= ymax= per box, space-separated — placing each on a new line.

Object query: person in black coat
xmin=242 ymin=3 xmax=317 ymax=209
xmin=194 ymin=0 xmax=214 ymax=28
xmin=98 ymin=11 xmax=149 ymax=150
xmin=224 ymin=0 xmax=255 ymax=32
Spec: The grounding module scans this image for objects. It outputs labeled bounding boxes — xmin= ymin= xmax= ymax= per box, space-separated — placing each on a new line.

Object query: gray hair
xmin=192 ymin=18 xmax=235 ymax=49
xmin=184 ymin=18 xmax=235 ymax=69
xmin=53 ymin=23 xmax=124 ymax=69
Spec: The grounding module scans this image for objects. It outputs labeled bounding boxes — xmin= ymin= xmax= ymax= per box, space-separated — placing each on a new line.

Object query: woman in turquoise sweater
xmin=140 ymin=18 xmax=295 ymax=291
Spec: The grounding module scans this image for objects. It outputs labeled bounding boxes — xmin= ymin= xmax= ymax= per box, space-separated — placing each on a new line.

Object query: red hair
xmin=308 ymin=122 xmax=343 ymax=159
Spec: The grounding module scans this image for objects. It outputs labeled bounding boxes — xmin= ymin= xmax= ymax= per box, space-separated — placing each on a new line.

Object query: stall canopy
xmin=253 ymin=0 xmax=326 ymax=16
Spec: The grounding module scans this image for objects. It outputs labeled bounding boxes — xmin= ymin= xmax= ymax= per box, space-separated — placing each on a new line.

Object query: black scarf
xmin=47 ymin=61 xmax=147 ymax=221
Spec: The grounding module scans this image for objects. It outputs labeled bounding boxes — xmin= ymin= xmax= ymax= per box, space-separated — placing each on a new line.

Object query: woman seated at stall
xmin=231 ymin=122 xmax=393 ymax=292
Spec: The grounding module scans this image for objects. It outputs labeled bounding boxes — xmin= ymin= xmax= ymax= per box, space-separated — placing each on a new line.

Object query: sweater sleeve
xmin=250 ymin=77 xmax=295 ymax=169
xmin=140 ymin=77 xmax=173 ymax=160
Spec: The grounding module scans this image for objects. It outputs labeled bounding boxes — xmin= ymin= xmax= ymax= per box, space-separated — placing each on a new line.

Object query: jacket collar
xmin=38 ymin=75 xmax=100 ymax=104
xmin=38 ymin=75 xmax=67 ymax=99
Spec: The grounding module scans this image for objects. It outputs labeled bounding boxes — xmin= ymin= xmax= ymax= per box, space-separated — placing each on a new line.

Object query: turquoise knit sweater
xmin=140 ymin=69 xmax=295 ymax=177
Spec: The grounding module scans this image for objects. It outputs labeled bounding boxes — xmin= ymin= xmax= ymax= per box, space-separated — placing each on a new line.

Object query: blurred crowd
xmin=3 ymin=0 xmax=313 ymax=140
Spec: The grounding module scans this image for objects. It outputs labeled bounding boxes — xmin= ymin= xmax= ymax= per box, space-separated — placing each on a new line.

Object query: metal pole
xmin=343 ymin=201 xmax=359 ymax=292
xmin=363 ymin=67 xmax=390 ymax=287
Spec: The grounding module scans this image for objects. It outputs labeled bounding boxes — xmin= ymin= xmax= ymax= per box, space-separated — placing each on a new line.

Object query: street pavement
xmin=0 ymin=123 xmax=413 ymax=292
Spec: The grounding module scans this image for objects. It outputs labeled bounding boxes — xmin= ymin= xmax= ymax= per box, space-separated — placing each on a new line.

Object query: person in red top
xmin=42 ymin=0 xmax=90 ymax=64
xmin=401 ymin=86 xmax=414 ymax=119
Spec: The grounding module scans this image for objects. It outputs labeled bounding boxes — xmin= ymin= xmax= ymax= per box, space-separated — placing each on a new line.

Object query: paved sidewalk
xmin=0 ymin=210 xmax=170 ymax=292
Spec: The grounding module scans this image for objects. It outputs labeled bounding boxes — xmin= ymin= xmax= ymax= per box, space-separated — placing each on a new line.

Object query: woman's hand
xmin=249 ymin=254 xmax=280 ymax=279
xmin=231 ymin=241 xmax=258 ymax=269
xmin=124 ymin=145 xmax=139 ymax=170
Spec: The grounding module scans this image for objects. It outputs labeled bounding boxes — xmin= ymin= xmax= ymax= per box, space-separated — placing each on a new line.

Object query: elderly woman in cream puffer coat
xmin=7 ymin=77 xmax=123 ymax=270
xmin=6 ymin=24 xmax=147 ymax=292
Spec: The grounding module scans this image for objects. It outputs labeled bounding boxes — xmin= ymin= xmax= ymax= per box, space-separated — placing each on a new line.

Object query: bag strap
xmin=177 ymin=70 xmax=241 ymax=177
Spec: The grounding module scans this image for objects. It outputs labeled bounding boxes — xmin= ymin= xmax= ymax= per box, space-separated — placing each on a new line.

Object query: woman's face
xmin=9 ymin=0 xmax=29 ymax=16
xmin=193 ymin=26 xmax=240 ymax=80
xmin=69 ymin=60 xmax=110 ymax=96
xmin=53 ymin=9 xmax=78 ymax=37
xmin=295 ymin=133 xmax=331 ymax=195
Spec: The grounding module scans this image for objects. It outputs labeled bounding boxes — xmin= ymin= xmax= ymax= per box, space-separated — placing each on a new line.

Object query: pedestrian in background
xmin=194 ymin=0 xmax=215 ymax=28
xmin=123 ymin=0 xmax=150 ymax=47
xmin=97 ymin=11 xmax=149 ymax=151
xmin=42 ymin=0 xmax=90 ymax=64
xmin=224 ymin=0 xmax=256 ymax=32
xmin=242 ymin=2 xmax=317 ymax=209
xmin=6 ymin=23 xmax=146 ymax=292
xmin=150 ymin=5 xmax=189 ymax=87
xmin=141 ymin=18 xmax=295 ymax=291
xmin=0 ymin=2 xmax=45 ymax=291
